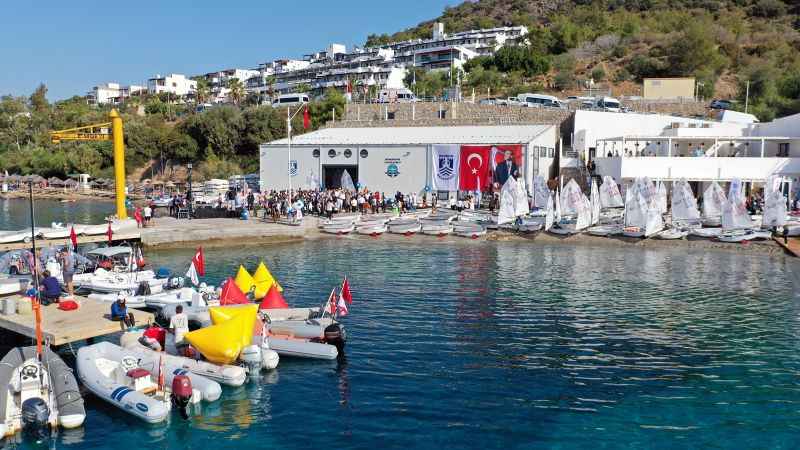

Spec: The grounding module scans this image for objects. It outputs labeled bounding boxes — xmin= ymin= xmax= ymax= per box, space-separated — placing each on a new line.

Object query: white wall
xmin=260 ymin=145 xmax=321 ymax=190
xmin=357 ymin=146 xmax=428 ymax=194
xmin=595 ymin=156 xmax=800 ymax=182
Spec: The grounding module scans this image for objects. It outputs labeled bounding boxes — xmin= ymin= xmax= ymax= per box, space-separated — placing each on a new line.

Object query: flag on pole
xmin=321 ymin=288 xmax=336 ymax=317
xmin=303 ymin=106 xmax=310 ymax=129
xmin=341 ymin=276 xmax=352 ymax=304
xmin=336 ymin=294 xmax=348 ymax=317
xmin=69 ymin=226 xmax=78 ymax=252
xmin=192 ymin=247 xmax=205 ymax=276
xmin=136 ymin=246 xmax=145 ymax=268
xmin=106 ymin=222 xmax=113 ymax=243
xmin=186 ymin=262 xmax=199 ymax=286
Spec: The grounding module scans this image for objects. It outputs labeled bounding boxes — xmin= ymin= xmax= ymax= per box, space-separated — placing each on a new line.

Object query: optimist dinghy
xmin=421 ymin=222 xmax=453 ymax=236
xmin=321 ymin=224 xmax=354 ymax=235
xmin=654 ymin=228 xmax=689 ymax=240
xmin=388 ymin=222 xmax=421 ymax=235
xmin=356 ymin=225 xmax=387 ymax=236
xmin=0 ymin=346 xmax=85 ymax=438
xmin=77 ymin=341 xmax=211 ymax=423
xmin=587 ymin=224 xmax=623 ymax=237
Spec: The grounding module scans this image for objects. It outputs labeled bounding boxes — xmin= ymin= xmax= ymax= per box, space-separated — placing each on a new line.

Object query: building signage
xmin=289 ymin=160 xmax=298 ymax=177
xmin=384 ymin=158 xmax=401 ymax=177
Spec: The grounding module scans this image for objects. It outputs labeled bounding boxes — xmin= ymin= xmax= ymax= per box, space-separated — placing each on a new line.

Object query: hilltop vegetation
xmin=0 ymin=85 xmax=345 ymax=179
xmin=369 ymin=0 xmax=800 ymax=120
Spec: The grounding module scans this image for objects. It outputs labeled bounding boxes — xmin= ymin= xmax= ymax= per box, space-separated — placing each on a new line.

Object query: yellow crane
xmin=50 ymin=109 xmax=127 ymax=219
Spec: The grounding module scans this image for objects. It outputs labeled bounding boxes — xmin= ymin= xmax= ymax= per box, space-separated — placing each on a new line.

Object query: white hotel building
xmin=87 ymin=83 xmax=146 ymax=105
xmin=572 ymin=109 xmax=800 ymax=192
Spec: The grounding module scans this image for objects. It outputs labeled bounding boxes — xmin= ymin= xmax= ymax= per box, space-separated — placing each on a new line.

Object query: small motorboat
xmin=0 ymin=229 xmax=41 ymax=244
xmin=717 ymin=229 xmax=772 ymax=242
xmin=73 ymin=268 xmax=166 ymax=295
xmin=356 ymin=225 xmax=387 ymax=236
xmin=0 ymin=346 xmax=85 ymax=438
xmin=77 ymin=341 xmax=210 ymax=423
xmin=388 ymin=223 xmax=421 ymax=235
xmin=690 ymin=228 xmax=723 ymax=239
xmin=120 ymin=330 xmax=247 ymax=387
xmin=88 ymin=285 xmax=212 ymax=310
xmin=421 ymin=223 xmax=453 ymax=236
xmin=654 ymin=229 xmax=689 ymax=240
xmin=587 ymin=224 xmax=623 ymax=237
xmin=321 ymin=224 xmax=354 ymax=235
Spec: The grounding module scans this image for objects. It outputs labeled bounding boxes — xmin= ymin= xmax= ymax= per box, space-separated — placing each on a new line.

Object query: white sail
xmin=575 ymin=192 xmax=592 ymax=231
xmin=762 ymin=190 xmax=787 ymax=228
xmin=555 ymin=188 xmax=562 ymax=223
xmin=340 ymin=170 xmax=355 ymax=191
xmin=635 ymin=177 xmax=656 ymax=205
xmin=560 ymin=179 xmax=583 ymax=216
xmin=702 ymin=182 xmax=726 ymax=220
xmin=645 ymin=200 xmax=664 ymax=236
xmin=513 ymin=177 xmax=531 ymax=217
xmin=625 ymin=188 xmax=648 ymax=228
xmin=545 ymin=194 xmax=555 ymax=231
xmin=599 ymin=176 xmax=624 ymax=208
xmin=497 ymin=178 xmax=517 ymax=225
xmin=671 ymin=180 xmax=701 ymax=222
xmin=590 ymin=179 xmax=601 ymax=225
xmin=656 ymin=181 xmax=668 ymax=214
xmin=722 ymin=197 xmax=753 ymax=230
xmin=532 ymin=176 xmax=550 ymax=209
xmin=728 ymin=178 xmax=745 ymax=204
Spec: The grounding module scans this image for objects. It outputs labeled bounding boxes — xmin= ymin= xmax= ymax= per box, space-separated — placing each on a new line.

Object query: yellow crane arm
xmin=49 ymin=122 xmax=112 ymax=144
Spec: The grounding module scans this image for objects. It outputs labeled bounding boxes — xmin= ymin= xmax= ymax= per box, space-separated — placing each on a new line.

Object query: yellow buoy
xmin=208 ymin=304 xmax=259 ymax=349
xmin=234 ymin=265 xmax=256 ymax=296
xmin=184 ymin=314 xmax=247 ymax=364
xmin=252 ymin=261 xmax=283 ymax=299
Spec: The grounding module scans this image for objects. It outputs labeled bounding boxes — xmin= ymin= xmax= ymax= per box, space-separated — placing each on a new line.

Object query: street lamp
xmin=187 ymin=163 xmax=193 ymax=220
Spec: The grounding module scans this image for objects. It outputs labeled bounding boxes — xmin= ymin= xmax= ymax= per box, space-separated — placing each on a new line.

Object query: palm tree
xmin=228 ymin=78 xmax=245 ymax=105
xmin=195 ymin=78 xmax=210 ymax=105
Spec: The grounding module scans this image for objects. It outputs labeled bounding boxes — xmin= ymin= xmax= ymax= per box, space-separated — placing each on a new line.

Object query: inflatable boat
xmin=321 ymin=224 xmax=354 ymax=235
xmin=73 ymin=269 xmax=166 ymax=294
xmin=77 ymin=341 xmax=212 ymax=423
xmin=690 ymin=228 xmax=723 ymax=239
xmin=421 ymin=223 xmax=453 ymax=236
xmin=120 ymin=330 xmax=247 ymax=387
xmin=0 ymin=346 xmax=85 ymax=438
xmin=654 ymin=229 xmax=689 ymax=240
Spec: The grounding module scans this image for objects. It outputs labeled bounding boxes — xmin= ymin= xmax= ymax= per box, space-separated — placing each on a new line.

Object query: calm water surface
xmin=6 ymin=239 xmax=800 ymax=449
xmin=0 ymin=198 xmax=115 ymax=230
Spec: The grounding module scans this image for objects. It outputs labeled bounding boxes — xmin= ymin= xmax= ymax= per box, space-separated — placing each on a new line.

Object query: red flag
xmin=69 ymin=226 xmax=78 ymax=252
xmin=192 ymin=247 xmax=205 ymax=276
xmin=220 ymin=277 xmax=249 ymax=305
xmin=336 ymin=295 xmax=348 ymax=317
xmin=341 ymin=276 xmax=352 ymax=304
xmin=106 ymin=222 xmax=113 ymax=243
xmin=303 ymin=106 xmax=310 ymax=129
xmin=459 ymin=145 xmax=490 ymax=191
xmin=325 ymin=288 xmax=336 ymax=316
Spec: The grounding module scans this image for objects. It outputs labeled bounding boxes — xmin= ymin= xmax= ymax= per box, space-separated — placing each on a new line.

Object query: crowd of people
xmin=255 ymin=188 xmax=426 ymax=221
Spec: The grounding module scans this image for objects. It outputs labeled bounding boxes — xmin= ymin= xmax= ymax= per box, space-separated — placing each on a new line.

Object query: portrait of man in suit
xmin=493 ymin=148 xmax=518 ymax=189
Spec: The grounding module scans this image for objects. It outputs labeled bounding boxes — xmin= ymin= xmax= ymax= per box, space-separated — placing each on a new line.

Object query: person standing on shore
xmin=58 ymin=249 xmax=75 ymax=298
xmin=143 ymin=204 xmax=152 ymax=227
xmin=134 ymin=206 xmax=143 ymax=228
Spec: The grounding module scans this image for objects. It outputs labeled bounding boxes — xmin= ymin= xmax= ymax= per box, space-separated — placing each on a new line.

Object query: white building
xmin=199 ymin=68 xmax=260 ymax=103
xmin=87 ymin=83 xmax=145 ymax=105
xmin=259 ymin=125 xmax=556 ymax=194
xmin=147 ymin=73 xmax=197 ymax=97
xmin=572 ymin=109 xmax=800 ymax=190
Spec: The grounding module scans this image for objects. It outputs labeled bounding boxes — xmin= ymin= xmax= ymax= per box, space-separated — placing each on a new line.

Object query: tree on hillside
xmin=30 ymin=84 xmax=49 ymax=113
xmin=228 ymin=78 xmax=245 ymax=105
xmin=195 ymin=78 xmax=210 ymax=104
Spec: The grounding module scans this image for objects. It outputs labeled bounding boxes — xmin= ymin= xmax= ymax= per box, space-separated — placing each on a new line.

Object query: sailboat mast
xmin=28 ymin=181 xmax=43 ymax=359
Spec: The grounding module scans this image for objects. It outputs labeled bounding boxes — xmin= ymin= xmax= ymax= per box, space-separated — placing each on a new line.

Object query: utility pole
xmin=744 ymin=80 xmax=750 ymax=114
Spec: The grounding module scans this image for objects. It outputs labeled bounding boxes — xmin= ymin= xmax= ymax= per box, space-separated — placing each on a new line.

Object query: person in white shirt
xmin=169 ymin=305 xmax=190 ymax=345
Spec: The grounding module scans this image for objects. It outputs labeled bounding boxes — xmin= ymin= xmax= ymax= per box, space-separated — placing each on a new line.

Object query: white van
xmin=272 ymin=93 xmax=309 ymax=108
xmin=595 ymin=96 xmax=621 ymax=112
xmin=517 ymin=93 xmax=565 ymax=109
xmin=377 ymin=88 xmax=417 ymax=103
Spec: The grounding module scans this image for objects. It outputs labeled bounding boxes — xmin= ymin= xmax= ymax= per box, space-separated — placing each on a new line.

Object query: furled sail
xmin=532 ymin=176 xmax=551 ymax=209
xmin=590 ymin=179 xmax=601 ymax=225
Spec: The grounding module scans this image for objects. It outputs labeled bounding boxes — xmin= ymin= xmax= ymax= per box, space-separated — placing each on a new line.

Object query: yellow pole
xmin=110 ymin=109 xmax=128 ymax=219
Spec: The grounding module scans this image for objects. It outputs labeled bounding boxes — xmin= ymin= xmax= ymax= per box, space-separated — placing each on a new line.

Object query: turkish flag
xmin=69 ymin=226 xmax=78 ymax=252
xmin=303 ymin=106 xmax=310 ymax=129
xmin=459 ymin=146 xmax=490 ymax=191
xmin=341 ymin=276 xmax=352 ymax=304
xmin=192 ymin=247 xmax=205 ymax=276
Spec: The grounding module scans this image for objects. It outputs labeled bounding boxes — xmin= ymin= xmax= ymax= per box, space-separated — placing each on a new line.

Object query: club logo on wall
xmin=437 ymin=154 xmax=455 ymax=180
xmin=289 ymin=160 xmax=298 ymax=177
xmin=385 ymin=163 xmax=400 ymax=178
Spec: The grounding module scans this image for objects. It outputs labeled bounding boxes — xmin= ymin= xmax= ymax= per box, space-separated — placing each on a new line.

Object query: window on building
xmin=779 ymin=142 xmax=790 ymax=157
xmin=312 ymin=149 xmax=320 ymax=158
xmin=360 ymin=149 xmax=369 ymax=158
xmin=328 ymin=149 xmax=336 ymax=158
xmin=344 ymin=149 xmax=352 ymax=158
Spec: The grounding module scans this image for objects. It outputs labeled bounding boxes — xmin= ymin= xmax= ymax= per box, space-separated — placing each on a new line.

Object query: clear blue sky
xmin=1 ymin=0 xmax=459 ymax=101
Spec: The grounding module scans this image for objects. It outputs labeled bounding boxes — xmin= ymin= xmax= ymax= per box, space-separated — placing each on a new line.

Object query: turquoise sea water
xmin=0 ymin=198 xmax=115 ymax=231
xmin=6 ymin=238 xmax=800 ymax=449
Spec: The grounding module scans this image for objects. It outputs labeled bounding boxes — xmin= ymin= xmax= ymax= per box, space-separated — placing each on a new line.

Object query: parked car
xmin=595 ymin=96 xmax=621 ymax=112
xmin=709 ymin=99 xmax=734 ymax=110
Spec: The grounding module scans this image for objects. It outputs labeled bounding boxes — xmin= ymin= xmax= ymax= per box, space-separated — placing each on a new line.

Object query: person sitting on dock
xmin=111 ymin=294 xmax=135 ymax=330
xmin=40 ymin=270 xmax=61 ymax=306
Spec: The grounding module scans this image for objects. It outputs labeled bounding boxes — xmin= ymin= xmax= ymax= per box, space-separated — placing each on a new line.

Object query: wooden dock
xmin=0 ymin=295 xmax=153 ymax=346
xmin=0 ymin=231 xmax=141 ymax=252
xmin=774 ymin=236 xmax=800 ymax=257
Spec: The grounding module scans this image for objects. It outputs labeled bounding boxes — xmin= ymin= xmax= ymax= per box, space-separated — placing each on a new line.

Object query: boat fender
xmin=324 ymin=324 xmax=347 ymax=354
xmin=170 ymin=375 xmax=193 ymax=420
xmin=260 ymin=339 xmax=279 ymax=370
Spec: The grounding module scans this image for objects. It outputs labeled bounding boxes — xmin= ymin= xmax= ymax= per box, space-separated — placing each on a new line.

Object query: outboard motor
xmin=21 ymin=397 xmax=50 ymax=438
xmin=135 ymin=281 xmax=151 ymax=296
xmin=170 ymin=375 xmax=193 ymax=420
xmin=240 ymin=345 xmax=263 ymax=375
xmin=324 ymin=324 xmax=347 ymax=354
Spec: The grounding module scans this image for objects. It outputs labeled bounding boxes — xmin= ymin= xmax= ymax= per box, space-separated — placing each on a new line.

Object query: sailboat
xmin=718 ymin=178 xmax=767 ymax=242
xmin=498 ymin=176 xmax=539 ymax=232
xmin=531 ymin=176 xmax=551 ymax=216
xmin=701 ymin=182 xmax=726 ymax=227
xmin=656 ymin=179 xmax=698 ymax=239
xmin=0 ymin=183 xmax=85 ymax=439
xmin=762 ymin=185 xmax=787 ymax=229
xmin=622 ymin=178 xmax=664 ymax=238
xmin=587 ymin=178 xmax=624 ymax=236
xmin=549 ymin=179 xmax=591 ymax=235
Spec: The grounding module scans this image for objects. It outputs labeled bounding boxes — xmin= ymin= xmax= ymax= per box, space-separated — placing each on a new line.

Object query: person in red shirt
xmin=133 ymin=207 xmax=143 ymax=228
